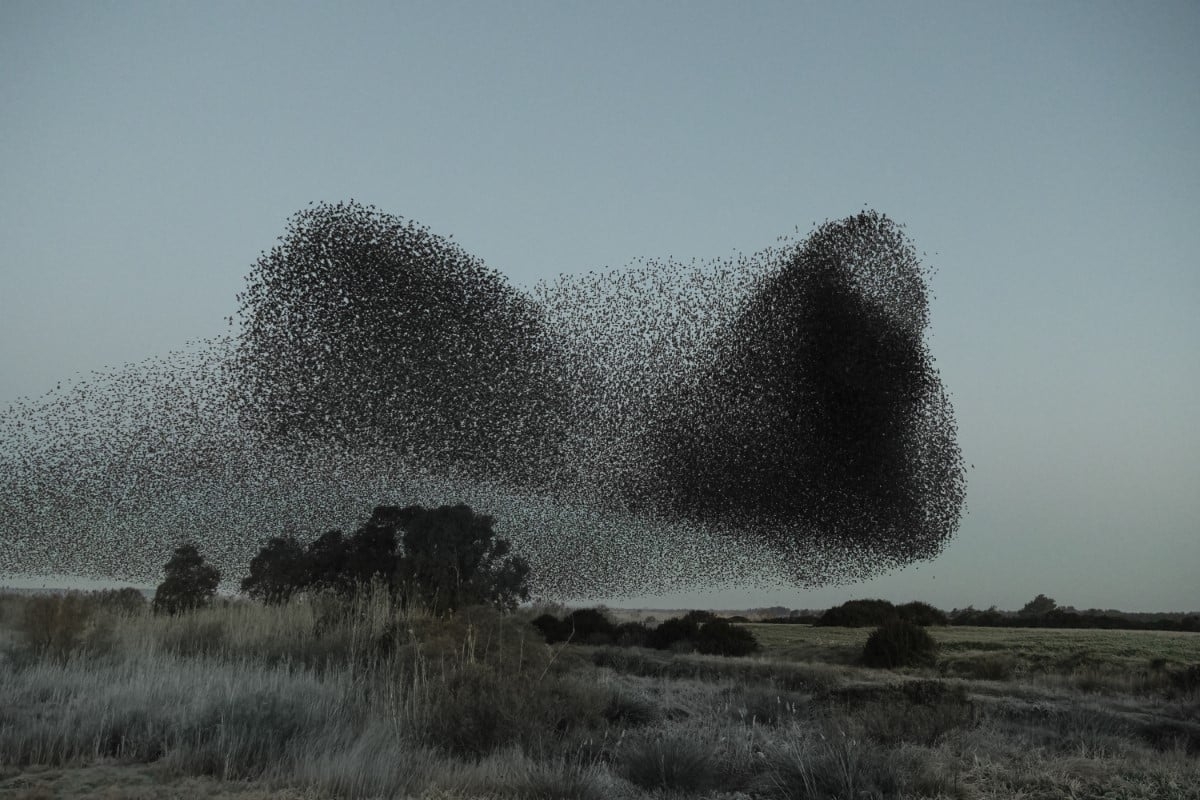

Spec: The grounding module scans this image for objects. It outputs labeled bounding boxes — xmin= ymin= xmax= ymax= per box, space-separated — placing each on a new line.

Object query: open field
xmin=2 ymin=591 xmax=1198 ymax=799
xmin=747 ymin=623 xmax=1200 ymax=677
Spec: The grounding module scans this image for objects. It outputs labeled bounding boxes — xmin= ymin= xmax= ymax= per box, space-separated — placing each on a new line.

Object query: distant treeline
xmin=758 ymin=597 xmax=1200 ymax=632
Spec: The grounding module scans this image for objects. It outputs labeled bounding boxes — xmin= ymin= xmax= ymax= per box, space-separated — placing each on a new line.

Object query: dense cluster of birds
xmin=0 ymin=202 xmax=965 ymax=598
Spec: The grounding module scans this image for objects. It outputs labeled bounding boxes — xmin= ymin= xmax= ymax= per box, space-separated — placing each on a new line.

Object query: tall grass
xmin=0 ymin=587 xmax=614 ymax=797
xmin=2 ymin=588 xmax=1198 ymax=799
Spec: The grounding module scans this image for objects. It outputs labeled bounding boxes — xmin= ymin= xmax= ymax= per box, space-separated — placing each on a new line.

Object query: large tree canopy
xmin=240 ymin=504 xmax=530 ymax=614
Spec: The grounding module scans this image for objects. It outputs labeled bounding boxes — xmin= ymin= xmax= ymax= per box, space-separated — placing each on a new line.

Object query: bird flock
xmin=0 ymin=202 xmax=965 ymax=599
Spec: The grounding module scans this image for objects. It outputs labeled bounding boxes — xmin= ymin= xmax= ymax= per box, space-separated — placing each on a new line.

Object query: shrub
xmin=694 ymin=618 xmax=759 ymax=657
xmin=647 ymin=616 xmax=700 ymax=650
xmin=861 ymin=619 xmax=938 ymax=669
xmin=531 ymin=612 xmax=572 ymax=644
xmin=817 ymin=599 xmax=897 ymax=627
xmin=896 ymin=600 xmax=948 ymax=626
xmin=768 ymin=719 xmax=904 ymax=800
xmin=619 ymin=733 xmax=720 ymax=793
xmin=564 ymin=608 xmax=616 ymax=644
xmin=603 ymin=687 xmax=660 ymax=727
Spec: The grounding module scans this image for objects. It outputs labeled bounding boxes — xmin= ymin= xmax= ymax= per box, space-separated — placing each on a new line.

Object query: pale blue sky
xmin=2 ymin=1 xmax=1197 ymax=611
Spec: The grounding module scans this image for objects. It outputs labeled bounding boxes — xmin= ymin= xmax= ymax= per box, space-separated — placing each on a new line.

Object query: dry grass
xmin=1 ymin=590 xmax=1198 ymax=799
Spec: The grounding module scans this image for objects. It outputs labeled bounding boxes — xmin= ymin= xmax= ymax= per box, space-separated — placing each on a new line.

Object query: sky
xmin=2 ymin=1 xmax=1197 ymax=612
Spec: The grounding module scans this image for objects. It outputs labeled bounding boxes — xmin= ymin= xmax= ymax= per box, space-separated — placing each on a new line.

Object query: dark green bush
xmin=565 ymin=608 xmax=616 ymax=644
xmin=817 ymin=599 xmax=898 ymax=627
xmin=861 ymin=619 xmax=938 ymax=669
xmin=695 ymin=619 xmax=759 ymax=657
xmin=532 ymin=613 xmax=571 ymax=644
xmin=647 ymin=616 xmax=700 ymax=650
xmin=896 ymin=601 xmax=948 ymax=626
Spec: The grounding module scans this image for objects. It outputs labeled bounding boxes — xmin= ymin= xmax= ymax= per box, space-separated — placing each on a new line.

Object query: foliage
xmin=562 ymin=608 xmax=616 ymax=644
xmin=1020 ymin=593 xmax=1058 ymax=616
xmin=390 ymin=504 xmax=529 ymax=614
xmin=861 ymin=619 xmax=938 ymax=669
xmin=531 ymin=613 xmax=571 ymax=644
xmin=695 ymin=618 xmax=760 ymax=656
xmin=817 ymin=598 xmax=899 ymax=627
xmin=239 ymin=504 xmax=530 ymax=614
xmin=153 ymin=543 xmax=220 ymax=615
xmin=815 ymin=598 xmax=947 ymax=627
xmin=240 ymin=536 xmax=307 ymax=604
xmin=530 ymin=608 xmax=760 ymax=657
xmin=895 ymin=600 xmax=948 ymax=626
xmin=647 ymin=615 xmax=702 ymax=650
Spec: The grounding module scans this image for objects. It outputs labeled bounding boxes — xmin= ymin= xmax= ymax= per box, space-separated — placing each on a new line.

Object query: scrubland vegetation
xmin=2 ymin=586 xmax=1199 ymax=800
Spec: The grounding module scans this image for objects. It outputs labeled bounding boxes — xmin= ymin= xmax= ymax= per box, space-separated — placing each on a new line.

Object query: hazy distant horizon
xmin=3 ymin=571 xmax=1196 ymax=616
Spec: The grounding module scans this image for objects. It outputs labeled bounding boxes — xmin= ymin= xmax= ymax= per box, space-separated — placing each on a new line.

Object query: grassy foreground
xmin=1 ymin=590 xmax=1198 ymax=800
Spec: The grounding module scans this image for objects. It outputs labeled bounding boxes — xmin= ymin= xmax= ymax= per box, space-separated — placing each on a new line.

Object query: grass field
xmin=1 ymin=590 xmax=1198 ymax=799
xmin=747 ymin=622 xmax=1200 ymax=674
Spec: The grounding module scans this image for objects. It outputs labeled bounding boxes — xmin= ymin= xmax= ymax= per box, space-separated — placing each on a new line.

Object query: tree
xmin=153 ymin=543 xmax=220 ymax=614
xmin=387 ymin=504 xmax=530 ymax=614
xmin=240 ymin=535 xmax=307 ymax=604
xmin=1019 ymin=594 xmax=1057 ymax=617
xmin=238 ymin=504 xmax=531 ymax=614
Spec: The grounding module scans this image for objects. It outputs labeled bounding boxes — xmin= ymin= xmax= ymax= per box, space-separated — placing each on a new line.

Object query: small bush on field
xmin=603 ymin=686 xmax=661 ymax=727
xmin=695 ymin=618 xmax=759 ymax=657
xmin=566 ymin=608 xmax=616 ymax=644
xmin=648 ymin=615 xmax=701 ymax=650
xmin=767 ymin=719 xmax=905 ymax=800
xmin=861 ymin=619 xmax=938 ymax=669
xmin=619 ymin=732 xmax=720 ymax=793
